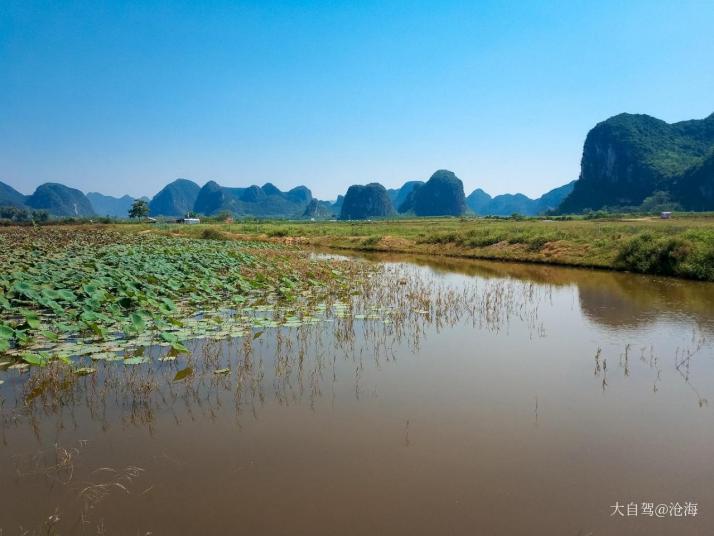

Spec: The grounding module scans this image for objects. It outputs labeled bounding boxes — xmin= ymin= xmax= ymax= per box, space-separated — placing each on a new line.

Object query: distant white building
xmin=660 ymin=211 xmax=672 ymax=219
xmin=183 ymin=218 xmax=201 ymax=224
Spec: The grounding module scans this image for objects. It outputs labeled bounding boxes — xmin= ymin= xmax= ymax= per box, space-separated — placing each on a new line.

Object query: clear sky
xmin=1 ymin=0 xmax=713 ymax=200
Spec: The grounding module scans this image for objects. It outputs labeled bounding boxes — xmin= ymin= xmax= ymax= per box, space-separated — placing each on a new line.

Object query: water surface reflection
xmin=1 ymin=254 xmax=713 ymax=535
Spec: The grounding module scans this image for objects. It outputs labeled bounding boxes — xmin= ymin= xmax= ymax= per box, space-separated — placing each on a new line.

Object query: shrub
xmin=200 ymin=228 xmax=227 ymax=241
xmin=525 ymin=236 xmax=551 ymax=251
xmin=419 ymin=232 xmax=460 ymax=244
xmin=362 ymin=235 xmax=383 ymax=246
xmin=464 ymin=234 xmax=503 ymax=248
xmin=616 ymin=234 xmax=692 ymax=275
xmin=267 ymin=229 xmax=289 ymax=237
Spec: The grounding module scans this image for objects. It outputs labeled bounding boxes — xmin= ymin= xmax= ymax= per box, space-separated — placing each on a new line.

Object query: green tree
xmin=129 ymin=199 xmax=150 ymax=219
xmin=31 ymin=210 xmax=49 ymax=223
xmin=640 ymin=191 xmax=682 ymax=213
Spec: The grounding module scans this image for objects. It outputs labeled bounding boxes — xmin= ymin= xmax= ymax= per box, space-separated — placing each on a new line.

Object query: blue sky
xmin=1 ymin=0 xmax=712 ymax=200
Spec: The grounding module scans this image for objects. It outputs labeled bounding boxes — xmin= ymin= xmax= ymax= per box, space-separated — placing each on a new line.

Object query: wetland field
xmin=135 ymin=215 xmax=714 ymax=282
xmin=1 ymin=226 xmax=714 ymax=535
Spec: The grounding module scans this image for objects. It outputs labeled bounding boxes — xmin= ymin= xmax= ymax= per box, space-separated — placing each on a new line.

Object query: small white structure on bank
xmin=660 ymin=211 xmax=672 ymax=219
xmin=183 ymin=217 xmax=201 ymax=224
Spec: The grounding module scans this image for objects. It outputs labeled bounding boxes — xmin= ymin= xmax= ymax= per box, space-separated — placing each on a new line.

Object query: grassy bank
xmin=126 ymin=215 xmax=714 ymax=281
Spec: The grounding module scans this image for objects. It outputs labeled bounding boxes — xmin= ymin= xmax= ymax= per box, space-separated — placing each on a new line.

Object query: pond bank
xmin=142 ymin=216 xmax=714 ymax=282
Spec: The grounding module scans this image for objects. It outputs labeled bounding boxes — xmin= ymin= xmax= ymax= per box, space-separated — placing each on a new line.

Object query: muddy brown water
xmin=2 ymin=253 xmax=714 ymax=535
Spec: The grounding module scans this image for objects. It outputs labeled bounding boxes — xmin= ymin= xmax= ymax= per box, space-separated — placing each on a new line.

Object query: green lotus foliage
xmin=0 ymin=228 xmax=379 ymax=372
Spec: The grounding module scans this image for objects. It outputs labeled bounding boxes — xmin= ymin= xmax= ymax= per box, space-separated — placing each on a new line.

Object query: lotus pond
xmin=1 ymin=228 xmax=714 ymax=535
xmin=0 ymin=228 xmax=377 ymax=370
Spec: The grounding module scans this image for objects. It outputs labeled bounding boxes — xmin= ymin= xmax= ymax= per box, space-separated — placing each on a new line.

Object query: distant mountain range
xmin=467 ymin=181 xmax=576 ymax=217
xmin=302 ymin=199 xmax=336 ymax=219
xmin=148 ymin=179 xmax=202 ymax=218
xmin=0 ymin=182 xmax=96 ymax=217
xmin=1 ymin=111 xmax=712 ymax=219
xmin=340 ymin=183 xmax=394 ymax=220
xmin=194 ymin=181 xmax=313 ymax=218
xmin=406 ymin=170 xmax=467 ymax=216
xmin=0 ymin=181 xmax=27 ymax=208
xmin=0 ymin=181 xmax=152 ymax=218
xmin=387 ymin=181 xmax=422 ymax=210
xmin=87 ymin=192 xmax=149 ymax=218
xmin=338 ymin=171 xmax=573 ymax=220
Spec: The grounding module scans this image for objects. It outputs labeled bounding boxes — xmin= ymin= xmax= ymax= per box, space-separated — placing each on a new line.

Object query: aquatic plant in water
xmin=0 ymin=228 xmax=378 ymax=372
